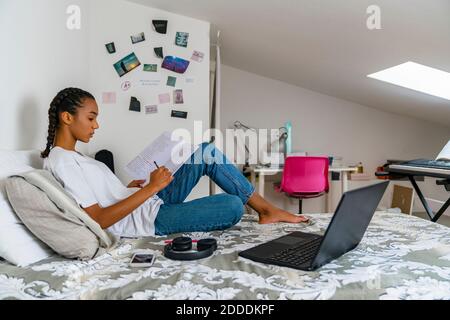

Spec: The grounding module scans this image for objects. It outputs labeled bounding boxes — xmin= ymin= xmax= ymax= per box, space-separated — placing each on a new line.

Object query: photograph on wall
xmin=173 ymin=89 xmax=184 ymax=104
xmin=152 ymin=20 xmax=168 ymax=34
xmin=129 ymin=96 xmax=141 ymax=112
xmin=191 ymin=50 xmax=204 ymax=62
xmin=154 ymin=47 xmax=164 ymax=59
xmin=158 ymin=93 xmax=171 ymax=104
xmin=171 ymin=110 xmax=188 ymax=119
xmin=162 ymin=56 xmax=190 ymax=74
xmin=175 ymin=32 xmax=189 ymax=47
xmin=145 ymin=105 xmax=158 ymax=114
xmin=131 ymin=32 xmax=146 ymax=44
xmin=102 ymin=92 xmax=117 ymax=104
xmin=143 ymin=64 xmax=158 ymax=72
xmin=114 ymin=52 xmax=141 ymax=77
xmin=167 ymin=76 xmax=177 ymax=87
xmin=105 ymin=42 xmax=116 ymax=54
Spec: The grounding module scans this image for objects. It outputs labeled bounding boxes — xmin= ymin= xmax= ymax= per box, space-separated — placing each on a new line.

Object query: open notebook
xmin=124 ymin=131 xmax=199 ymax=183
xmin=436 ymin=140 xmax=450 ymax=161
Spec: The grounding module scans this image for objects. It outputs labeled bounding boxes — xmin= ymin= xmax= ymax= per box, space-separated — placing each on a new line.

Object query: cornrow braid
xmin=41 ymin=88 xmax=95 ymax=158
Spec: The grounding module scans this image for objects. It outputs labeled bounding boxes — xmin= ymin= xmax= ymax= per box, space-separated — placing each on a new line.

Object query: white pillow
xmin=0 ymin=151 xmax=53 ymax=267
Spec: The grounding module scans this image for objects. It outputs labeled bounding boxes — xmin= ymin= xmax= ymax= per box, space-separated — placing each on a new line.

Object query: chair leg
xmin=298 ymin=199 xmax=303 ymax=215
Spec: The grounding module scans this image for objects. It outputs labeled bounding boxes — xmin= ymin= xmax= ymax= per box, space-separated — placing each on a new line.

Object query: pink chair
xmin=274 ymin=156 xmax=329 ymax=214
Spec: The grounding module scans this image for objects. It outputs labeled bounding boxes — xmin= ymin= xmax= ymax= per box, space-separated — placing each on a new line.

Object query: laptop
xmin=239 ymin=181 xmax=389 ymax=271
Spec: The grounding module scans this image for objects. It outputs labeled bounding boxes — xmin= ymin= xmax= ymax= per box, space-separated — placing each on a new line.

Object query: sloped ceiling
xmin=129 ymin=0 xmax=450 ymax=127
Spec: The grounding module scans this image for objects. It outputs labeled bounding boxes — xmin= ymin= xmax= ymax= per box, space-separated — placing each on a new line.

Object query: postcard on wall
xmin=145 ymin=105 xmax=158 ymax=114
xmin=129 ymin=96 xmax=141 ymax=112
xmin=191 ymin=50 xmax=204 ymax=62
xmin=102 ymin=92 xmax=116 ymax=104
xmin=175 ymin=32 xmax=189 ymax=47
xmin=158 ymin=93 xmax=171 ymax=104
xmin=105 ymin=42 xmax=116 ymax=54
xmin=131 ymin=32 xmax=146 ymax=44
xmin=154 ymin=47 xmax=164 ymax=59
xmin=173 ymin=89 xmax=184 ymax=104
xmin=152 ymin=20 xmax=168 ymax=34
xmin=167 ymin=76 xmax=177 ymax=87
xmin=171 ymin=110 xmax=188 ymax=119
xmin=143 ymin=64 xmax=158 ymax=72
xmin=114 ymin=52 xmax=141 ymax=77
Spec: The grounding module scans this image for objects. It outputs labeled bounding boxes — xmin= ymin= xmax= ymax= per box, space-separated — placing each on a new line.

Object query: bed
xmin=2 ymin=210 xmax=450 ymax=300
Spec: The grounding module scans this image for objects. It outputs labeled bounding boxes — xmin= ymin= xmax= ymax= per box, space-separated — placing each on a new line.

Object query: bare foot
xmin=259 ymin=209 xmax=309 ymax=224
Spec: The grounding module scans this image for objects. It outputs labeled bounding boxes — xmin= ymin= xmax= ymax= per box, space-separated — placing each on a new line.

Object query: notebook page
xmin=436 ymin=140 xmax=450 ymax=161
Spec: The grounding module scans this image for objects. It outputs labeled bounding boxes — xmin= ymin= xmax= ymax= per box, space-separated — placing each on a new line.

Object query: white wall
xmin=87 ymin=0 xmax=210 ymax=199
xmin=220 ymin=65 xmax=450 ymax=214
xmin=0 ymin=0 xmax=210 ymax=200
xmin=0 ymin=0 xmax=91 ymax=154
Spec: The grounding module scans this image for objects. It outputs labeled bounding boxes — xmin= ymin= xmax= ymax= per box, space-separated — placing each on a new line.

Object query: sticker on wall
xmin=105 ymin=42 xmax=116 ymax=54
xmin=102 ymin=92 xmax=117 ymax=104
xmin=154 ymin=47 xmax=164 ymax=59
xmin=131 ymin=32 xmax=146 ymax=44
xmin=145 ymin=105 xmax=158 ymax=114
xmin=161 ymin=56 xmax=190 ymax=74
xmin=143 ymin=64 xmax=158 ymax=72
xmin=114 ymin=52 xmax=141 ymax=77
xmin=140 ymin=79 xmax=160 ymax=87
xmin=175 ymin=32 xmax=189 ymax=47
xmin=167 ymin=76 xmax=177 ymax=87
xmin=191 ymin=50 xmax=204 ymax=62
xmin=185 ymin=78 xmax=195 ymax=84
xmin=152 ymin=20 xmax=168 ymax=34
xmin=129 ymin=96 xmax=141 ymax=112
xmin=158 ymin=93 xmax=171 ymax=104
xmin=171 ymin=110 xmax=188 ymax=119
xmin=121 ymin=81 xmax=132 ymax=91
xmin=173 ymin=89 xmax=184 ymax=104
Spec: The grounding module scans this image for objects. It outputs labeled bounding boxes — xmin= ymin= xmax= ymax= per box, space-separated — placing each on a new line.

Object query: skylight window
xmin=367 ymin=61 xmax=450 ymax=101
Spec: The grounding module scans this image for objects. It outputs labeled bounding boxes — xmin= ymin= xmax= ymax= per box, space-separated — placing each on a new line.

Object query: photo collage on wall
xmin=103 ymin=18 xmax=205 ymax=120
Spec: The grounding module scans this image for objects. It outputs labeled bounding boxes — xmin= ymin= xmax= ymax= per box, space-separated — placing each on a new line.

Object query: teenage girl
xmin=42 ymin=88 xmax=308 ymax=237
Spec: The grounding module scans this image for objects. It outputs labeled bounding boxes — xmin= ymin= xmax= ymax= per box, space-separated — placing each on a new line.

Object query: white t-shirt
xmin=43 ymin=147 xmax=163 ymax=237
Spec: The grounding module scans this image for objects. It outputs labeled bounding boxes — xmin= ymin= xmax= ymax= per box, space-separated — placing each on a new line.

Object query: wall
xmin=0 ymin=0 xmax=91 ymax=154
xmin=220 ymin=65 xmax=450 ymax=214
xmin=87 ymin=0 xmax=210 ymax=199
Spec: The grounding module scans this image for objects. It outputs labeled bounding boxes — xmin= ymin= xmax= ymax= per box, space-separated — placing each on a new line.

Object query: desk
xmin=249 ymin=165 xmax=357 ymax=212
xmin=387 ymin=164 xmax=450 ymax=222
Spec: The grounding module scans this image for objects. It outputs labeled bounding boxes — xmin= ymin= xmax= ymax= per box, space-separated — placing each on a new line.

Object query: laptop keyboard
xmin=267 ymin=237 xmax=323 ymax=267
xmin=401 ymin=159 xmax=450 ymax=170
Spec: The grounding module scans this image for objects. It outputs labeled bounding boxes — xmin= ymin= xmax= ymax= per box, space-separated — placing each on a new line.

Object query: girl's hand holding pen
xmin=147 ymin=166 xmax=174 ymax=192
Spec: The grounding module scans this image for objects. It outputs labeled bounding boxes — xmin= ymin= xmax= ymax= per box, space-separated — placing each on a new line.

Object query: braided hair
xmin=41 ymin=88 xmax=95 ymax=158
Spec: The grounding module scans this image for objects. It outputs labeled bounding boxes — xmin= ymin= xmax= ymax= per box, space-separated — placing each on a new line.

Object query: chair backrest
xmin=95 ymin=150 xmax=115 ymax=174
xmin=280 ymin=156 xmax=329 ymax=194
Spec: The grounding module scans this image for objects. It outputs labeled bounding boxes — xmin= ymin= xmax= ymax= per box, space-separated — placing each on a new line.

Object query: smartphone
xmin=129 ymin=253 xmax=155 ymax=268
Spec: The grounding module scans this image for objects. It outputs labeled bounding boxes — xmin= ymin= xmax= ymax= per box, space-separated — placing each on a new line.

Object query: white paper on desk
xmin=436 ymin=140 xmax=450 ymax=161
xmin=125 ymin=131 xmax=199 ymax=181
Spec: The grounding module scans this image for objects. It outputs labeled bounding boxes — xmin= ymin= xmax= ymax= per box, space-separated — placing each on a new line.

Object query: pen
xmin=154 ymin=161 xmax=160 ymax=169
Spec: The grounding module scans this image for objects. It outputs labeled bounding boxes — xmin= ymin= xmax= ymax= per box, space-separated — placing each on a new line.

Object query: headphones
xmin=163 ymin=237 xmax=217 ymax=261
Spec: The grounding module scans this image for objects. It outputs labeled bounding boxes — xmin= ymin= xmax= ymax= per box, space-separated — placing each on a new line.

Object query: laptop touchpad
xmin=274 ymin=236 xmax=305 ymax=245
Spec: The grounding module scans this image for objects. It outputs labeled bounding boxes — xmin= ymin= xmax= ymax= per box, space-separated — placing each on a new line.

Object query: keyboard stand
xmin=378 ymin=168 xmax=450 ymax=223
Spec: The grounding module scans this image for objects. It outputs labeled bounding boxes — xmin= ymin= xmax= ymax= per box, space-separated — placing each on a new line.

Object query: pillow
xmin=0 ymin=151 xmax=53 ymax=267
xmin=5 ymin=170 xmax=117 ymax=261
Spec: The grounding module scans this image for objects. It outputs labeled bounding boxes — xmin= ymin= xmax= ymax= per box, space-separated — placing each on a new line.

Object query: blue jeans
xmin=155 ymin=143 xmax=255 ymax=236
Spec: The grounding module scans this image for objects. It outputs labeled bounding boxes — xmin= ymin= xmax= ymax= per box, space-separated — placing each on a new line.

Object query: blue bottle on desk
xmin=285 ymin=121 xmax=292 ymax=156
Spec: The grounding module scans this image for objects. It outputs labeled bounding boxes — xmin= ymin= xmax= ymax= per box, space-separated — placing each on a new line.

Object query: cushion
xmin=0 ymin=150 xmax=53 ymax=266
xmin=5 ymin=170 xmax=117 ymax=261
